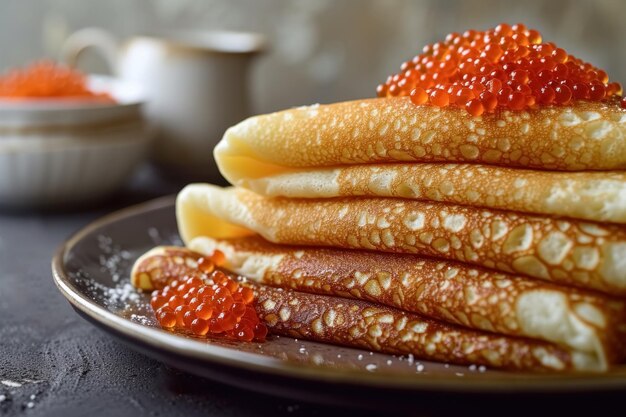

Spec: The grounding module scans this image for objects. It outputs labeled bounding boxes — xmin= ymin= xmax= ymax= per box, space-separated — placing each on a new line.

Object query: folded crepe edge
xmin=131 ymin=246 xmax=608 ymax=372
xmin=213 ymin=98 xmax=626 ymax=183
xmin=187 ymin=236 xmax=611 ymax=372
xmin=177 ymin=184 xmax=626 ymax=294
xmin=176 ymin=183 xmax=256 ymax=244
xmin=237 ymin=165 xmax=626 ymax=224
xmin=214 ymin=124 xmax=294 ymax=186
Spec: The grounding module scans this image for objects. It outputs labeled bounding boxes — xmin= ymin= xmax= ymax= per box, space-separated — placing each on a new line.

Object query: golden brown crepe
xmin=130 ymin=246 xmax=606 ymax=372
xmin=183 ymin=236 xmax=626 ymax=366
xmin=214 ymin=98 xmax=626 ymax=223
xmin=216 ymin=98 xmax=626 ymax=175
xmin=239 ymin=164 xmax=626 ymax=224
xmin=176 ymin=184 xmax=626 ymax=296
xmin=254 ymin=282 xmax=594 ymax=372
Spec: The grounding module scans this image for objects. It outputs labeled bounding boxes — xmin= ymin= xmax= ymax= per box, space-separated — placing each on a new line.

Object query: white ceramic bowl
xmin=0 ymin=76 xmax=151 ymax=209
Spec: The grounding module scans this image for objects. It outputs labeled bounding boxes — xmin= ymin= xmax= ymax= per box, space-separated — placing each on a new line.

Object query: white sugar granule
xmin=105 ymin=283 xmax=140 ymax=304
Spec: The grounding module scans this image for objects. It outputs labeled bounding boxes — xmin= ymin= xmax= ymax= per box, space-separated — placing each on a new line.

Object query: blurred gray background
xmin=1 ymin=0 xmax=624 ymax=114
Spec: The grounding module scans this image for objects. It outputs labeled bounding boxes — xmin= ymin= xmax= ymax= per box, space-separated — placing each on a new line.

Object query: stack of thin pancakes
xmin=147 ymin=98 xmax=626 ymax=372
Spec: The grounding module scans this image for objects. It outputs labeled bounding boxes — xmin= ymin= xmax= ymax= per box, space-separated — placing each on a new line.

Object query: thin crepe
xmin=238 ymin=164 xmax=626 ymax=224
xmin=215 ymin=98 xmax=626 ymax=223
xmin=177 ymin=184 xmax=626 ymax=295
xmin=185 ymin=235 xmax=626 ymax=368
xmin=216 ymin=98 xmax=626 ymax=176
xmin=254 ymin=282 xmax=596 ymax=372
xmin=130 ymin=246 xmax=606 ymax=372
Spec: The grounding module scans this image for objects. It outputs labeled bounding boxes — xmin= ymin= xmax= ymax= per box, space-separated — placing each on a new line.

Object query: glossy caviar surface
xmin=150 ymin=250 xmax=267 ymax=342
xmin=377 ymin=23 xmax=625 ymax=115
xmin=0 ymin=60 xmax=114 ymax=101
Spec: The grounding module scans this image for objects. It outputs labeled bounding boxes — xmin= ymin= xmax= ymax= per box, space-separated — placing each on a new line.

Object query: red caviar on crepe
xmin=377 ymin=23 xmax=626 ymax=115
xmin=132 ymin=248 xmax=267 ymax=342
xmin=0 ymin=60 xmax=115 ymax=103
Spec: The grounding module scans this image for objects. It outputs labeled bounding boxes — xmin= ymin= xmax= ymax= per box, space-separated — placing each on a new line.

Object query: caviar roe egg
xmin=150 ymin=254 xmax=267 ymax=342
xmin=377 ymin=24 xmax=623 ymax=115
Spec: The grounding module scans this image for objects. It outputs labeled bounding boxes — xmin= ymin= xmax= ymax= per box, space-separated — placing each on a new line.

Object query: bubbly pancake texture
xmin=240 ymin=164 xmax=626 ymax=224
xmin=131 ymin=244 xmax=605 ymax=371
xmin=177 ymin=184 xmax=626 ymax=296
xmin=215 ymin=98 xmax=626 ymax=187
xmin=254 ymin=283 xmax=594 ymax=371
xmin=189 ymin=235 xmax=626 ymax=366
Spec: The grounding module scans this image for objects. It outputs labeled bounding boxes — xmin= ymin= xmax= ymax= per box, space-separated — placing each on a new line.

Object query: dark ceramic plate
xmin=51 ymin=197 xmax=626 ymax=408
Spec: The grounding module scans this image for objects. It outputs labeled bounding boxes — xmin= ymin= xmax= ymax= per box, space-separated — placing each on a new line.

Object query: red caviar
xmin=377 ymin=24 xmax=623 ymax=115
xmin=0 ymin=60 xmax=114 ymax=102
xmin=150 ymin=254 xmax=267 ymax=342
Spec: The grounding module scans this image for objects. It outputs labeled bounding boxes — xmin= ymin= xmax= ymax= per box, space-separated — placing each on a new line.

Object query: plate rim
xmin=51 ymin=196 xmax=626 ymax=393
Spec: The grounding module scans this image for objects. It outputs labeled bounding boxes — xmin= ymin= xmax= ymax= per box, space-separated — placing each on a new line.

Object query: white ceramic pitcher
xmin=61 ymin=28 xmax=266 ymax=181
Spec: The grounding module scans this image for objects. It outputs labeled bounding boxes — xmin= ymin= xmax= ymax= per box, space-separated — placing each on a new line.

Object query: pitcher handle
xmin=60 ymin=28 xmax=120 ymax=75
